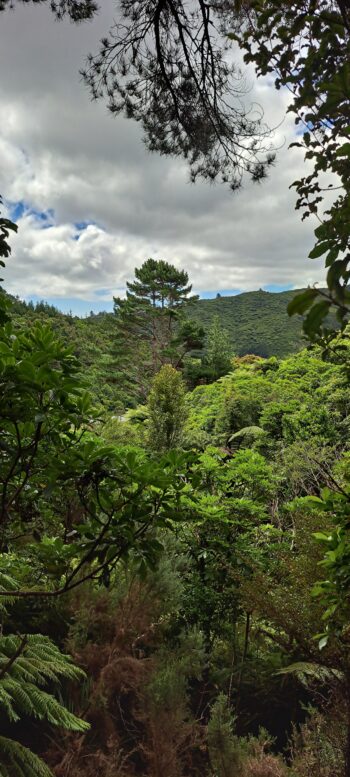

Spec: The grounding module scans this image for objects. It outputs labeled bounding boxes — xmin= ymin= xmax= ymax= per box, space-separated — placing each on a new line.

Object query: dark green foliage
xmin=0 ymin=0 xmax=98 ymax=21
xmin=82 ymin=0 xmax=275 ymax=190
xmin=3 ymin=281 xmax=350 ymax=774
xmin=2 ymin=3 xmax=350 ymax=772
xmin=0 ymin=576 xmax=89 ymax=776
xmin=0 ymin=248 xmax=200 ymax=774
xmin=125 ymin=258 xmax=195 ymax=309
xmin=1 ymin=1 xmax=276 ymax=189
xmin=207 ymin=693 xmax=242 ymax=777
xmin=234 ymin=1 xmax=350 ymax=344
xmin=187 ymin=290 xmax=320 ymax=359
xmin=147 ymin=365 xmax=187 ymax=452
xmin=6 ymin=287 xmax=325 ymax=413
xmin=204 ymin=315 xmax=233 ymax=380
xmin=9 ymin=297 xmax=120 ymax=411
xmin=112 ymin=258 xmax=203 ymax=403
xmin=0 ymin=200 xmax=17 ymax=326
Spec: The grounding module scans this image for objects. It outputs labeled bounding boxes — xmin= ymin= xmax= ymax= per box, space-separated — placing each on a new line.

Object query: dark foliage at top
xmin=81 ymin=0 xmax=275 ymax=188
xmin=0 ymin=0 xmax=98 ymax=22
xmin=232 ymin=1 xmax=350 ymax=342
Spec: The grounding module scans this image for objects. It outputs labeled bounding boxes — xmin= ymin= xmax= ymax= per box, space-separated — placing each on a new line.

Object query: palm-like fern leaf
xmin=1 ymin=679 xmax=89 ymax=731
xmin=0 ymin=736 xmax=52 ymax=777
xmin=278 ymin=661 xmax=343 ymax=684
xmin=0 ymin=634 xmax=86 ymax=686
xmin=0 ymin=590 xmax=90 ymax=777
xmin=228 ymin=426 xmax=264 ymax=447
xmin=0 ymin=572 xmax=19 ymax=615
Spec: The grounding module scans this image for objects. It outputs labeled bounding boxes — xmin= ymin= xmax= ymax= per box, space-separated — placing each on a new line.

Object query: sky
xmin=0 ymin=1 xmax=325 ymax=315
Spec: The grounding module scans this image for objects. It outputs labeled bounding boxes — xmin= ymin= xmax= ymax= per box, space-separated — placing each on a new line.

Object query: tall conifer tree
xmin=111 ymin=259 xmax=204 ymax=404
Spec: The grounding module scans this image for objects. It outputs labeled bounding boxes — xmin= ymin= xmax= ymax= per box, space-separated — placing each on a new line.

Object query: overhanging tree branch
xmin=81 ymin=0 xmax=275 ymax=189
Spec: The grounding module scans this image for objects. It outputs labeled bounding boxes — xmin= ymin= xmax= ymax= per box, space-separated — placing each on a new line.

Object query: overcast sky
xmin=0 ymin=1 xmax=325 ymax=314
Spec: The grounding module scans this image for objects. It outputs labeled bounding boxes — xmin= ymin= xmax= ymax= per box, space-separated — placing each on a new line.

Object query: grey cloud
xmin=0 ymin=1 xmax=325 ymax=304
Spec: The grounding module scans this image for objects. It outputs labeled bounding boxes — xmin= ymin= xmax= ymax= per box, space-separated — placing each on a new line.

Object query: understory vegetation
xmin=2 ymin=251 xmax=350 ymax=774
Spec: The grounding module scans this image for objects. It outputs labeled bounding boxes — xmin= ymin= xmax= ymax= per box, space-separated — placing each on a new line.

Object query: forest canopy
xmin=2 ymin=228 xmax=350 ymax=774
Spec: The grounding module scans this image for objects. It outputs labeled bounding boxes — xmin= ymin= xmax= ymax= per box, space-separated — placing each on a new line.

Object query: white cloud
xmin=0 ymin=1 xmax=326 ymax=306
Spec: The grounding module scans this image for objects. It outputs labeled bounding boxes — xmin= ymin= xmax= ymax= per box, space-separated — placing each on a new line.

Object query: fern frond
xmin=0 ymin=735 xmax=52 ymax=777
xmin=25 ymin=635 xmax=86 ymax=681
xmin=278 ymin=661 xmax=343 ymax=684
xmin=0 ymin=624 xmax=89 ymax=777
xmin=0 ymin=572 xmax=19 ymax=592
xmin=0 ymin=634 xmax=85 ymax=683
xmin=0 ymin=553 xmax=88 ymax=777
xmin=2 ymin=679 xmax=39 ymax=718
xmin=0 ymin=684 xmax=19 ymax=722
xmin=30 ymin=686 xmax=90 ymax=731
xmin=228 ymin=426 xmax=264 ymax=442
xmin=1 ymin=680 xmax=89 ymax=731
xmin=0 ymin=636 xmax=21 ymax=658
xmin=0 ymin=571 xmax=19 ymax=612
xmin=5 ymin=658 xmax=43 ymax=685
xmin=5 ymin=636 xmax=86 ymax=686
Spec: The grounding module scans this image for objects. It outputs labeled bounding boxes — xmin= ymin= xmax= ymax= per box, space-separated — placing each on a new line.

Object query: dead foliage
xmin=45 ymin=576 xmax=204 ymax=777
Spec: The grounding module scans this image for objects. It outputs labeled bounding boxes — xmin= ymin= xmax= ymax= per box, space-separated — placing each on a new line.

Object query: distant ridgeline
xmin=7 ymin=288 xmax=334 ymax=407
xmin=187 ymin=289 xmax=310 ymax=358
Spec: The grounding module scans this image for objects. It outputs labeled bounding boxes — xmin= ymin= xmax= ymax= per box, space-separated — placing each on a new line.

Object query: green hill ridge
xmin=8 ymin=288 xmax=313 ymax=407
xmin=187 ymin=288 xmax=307 ymax=358
xmin=11 ymin=287 xmax=307 ymax=358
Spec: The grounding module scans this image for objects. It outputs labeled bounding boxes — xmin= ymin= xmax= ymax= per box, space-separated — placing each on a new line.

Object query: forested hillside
xmin=188 ymin=289 xmax=308 ymax=357
xmin=8 ymin=287 xmax=312 ymax=410
xmin=11 ymin=288 xmax=309 ymax=358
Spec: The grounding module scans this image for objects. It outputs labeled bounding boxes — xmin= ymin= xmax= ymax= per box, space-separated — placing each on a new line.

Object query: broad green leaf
xmin=309 ymin=242 xmax=332 ymax=259
xmin=287 ymin=288 xmax=318 ymax=316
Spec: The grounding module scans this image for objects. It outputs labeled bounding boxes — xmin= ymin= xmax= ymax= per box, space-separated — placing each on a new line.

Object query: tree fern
xmin=0 ymin=573 xmax=19 ymax=616
xmin=0 ymin=634 xmax=87 ymax=685
xmin=228 ymin=426 xmax=264 ymax=450
xmin=0 ymin=736 xmax=52 ymax=777
xmin=278 ymin=661 xmax=343 ymax=685
xmin=2 ymin=679 xmax=89 ymax=730
xmin=0 ymin=578 xmax=89 ymax=777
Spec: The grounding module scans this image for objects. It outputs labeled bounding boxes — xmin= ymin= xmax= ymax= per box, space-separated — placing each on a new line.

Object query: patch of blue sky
xmin=73 ymin=219 xmax=102 ymax=240
xmin=74 ymin=219 xmax=102 ymax=231
xmin=200 ymin=289 xmax=241 ymax=299
xmin=295 ymin=120 xmax=315 ymax=137
xmin=9 ymin=200 xmax=54 ymax=227
xmin=10 ymin=202 xmax=26 ymax=221
xmin=74 ymin=221 xmax=93 ymax=231
xmin=27 ymin=295 xmax=115 ymax=316
xmin=9 ymin=203 xmax=101 ymax=236
xmin=295 ymin=118 xmax=333 ymax=138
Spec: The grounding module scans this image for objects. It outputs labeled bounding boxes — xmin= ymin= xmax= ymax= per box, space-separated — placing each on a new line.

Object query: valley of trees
xmin=8 ymin=286 xmax=313 ymax=412
xmin=0 ymin=0 xmax=350 ymax=776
